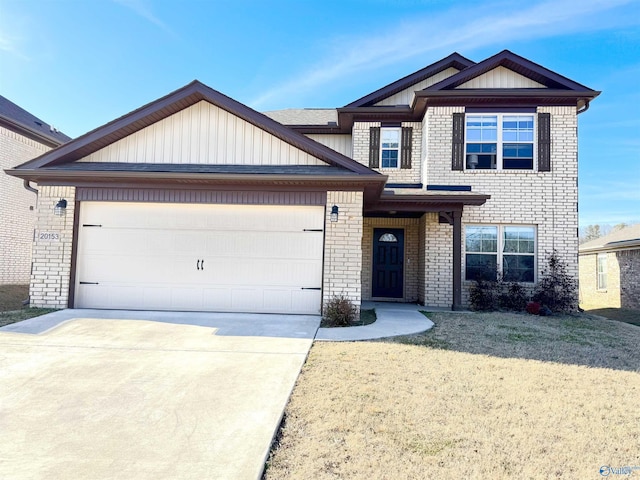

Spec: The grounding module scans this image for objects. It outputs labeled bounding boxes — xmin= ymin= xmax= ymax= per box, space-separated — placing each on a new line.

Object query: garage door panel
xmin=76 ymin=202 xmax=324 ymax=314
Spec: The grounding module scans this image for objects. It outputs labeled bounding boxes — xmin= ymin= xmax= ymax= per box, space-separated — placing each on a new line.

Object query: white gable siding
xmin=374 ymin=67 xmax=460 ymax=106
xmin=81 ymin=101 xmax=327 ymax=166
xmin=305 ymin=134 xmax=353 ymax=158
xmin=457 ymin=66 xmax=545 ymax=88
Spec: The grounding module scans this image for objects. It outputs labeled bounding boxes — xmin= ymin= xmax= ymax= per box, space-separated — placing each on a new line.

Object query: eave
xmin=413 ymin=89 xmax=600 ymax=114
xmin=0 ymin=115 xmax=67 ymax=148
xmin=5 ymin=168 xmax=389 ymax=204
xmin=336 ymin=106 xmax=418 ymax=130
xmin=365 ymin=192 xmax=490 ymax=215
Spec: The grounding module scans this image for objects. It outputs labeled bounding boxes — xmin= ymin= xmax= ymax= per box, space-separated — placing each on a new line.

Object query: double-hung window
xmin=465 ymin=225 xmax=536 ymax=282
xmin=380 ymin=128 xmax=400 ymax=168
xmin=597 ymin=254 xmax=607 ymax=290
xmin=465 ymin=114 xmax=534 ymax=170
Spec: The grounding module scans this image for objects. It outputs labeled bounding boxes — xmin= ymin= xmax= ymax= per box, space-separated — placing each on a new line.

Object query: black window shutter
xmin=400 ymin=127 xmax=413 ymax=169
xmin=452 ymin=113 xmax=465 ymax=171
xmin=538 ymin=113 xmax=551 ymax=172
xmin=369 ymin=127 xmax=380 ymax=168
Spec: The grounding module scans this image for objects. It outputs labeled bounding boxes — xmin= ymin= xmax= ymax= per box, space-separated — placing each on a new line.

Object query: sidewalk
xmin=315 ymin=301 xmax=441 ymax=341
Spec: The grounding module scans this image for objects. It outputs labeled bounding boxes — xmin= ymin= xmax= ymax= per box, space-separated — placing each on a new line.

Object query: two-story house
xmin=5 ymin=50 xmax=599 ymax=314
xmin=1 ymin=96 xmax=70 ymax=286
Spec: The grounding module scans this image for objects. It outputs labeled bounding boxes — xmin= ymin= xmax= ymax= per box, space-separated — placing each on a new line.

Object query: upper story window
xmin=465 ymin=114 xmax=534 ymax=170
xmin=380 ymin=128 xmax=400 ymax=168
xmin=368 ymin=126 xmax=413 ymax=170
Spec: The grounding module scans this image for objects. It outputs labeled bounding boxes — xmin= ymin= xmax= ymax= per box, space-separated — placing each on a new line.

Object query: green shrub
xmin=469 ymin=277 xmax=499 ymax=311
xmin=498 ymin=282 xmax=528 ymax=311
xmin=532 ymin=250 xmax=577 ymax=314
xmin=323 ymin=295 xmax=357 ymax=327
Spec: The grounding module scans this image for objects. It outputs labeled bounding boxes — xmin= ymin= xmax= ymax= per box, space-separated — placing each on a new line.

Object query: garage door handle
xmin=201 ymin=259 xmax=204 ymax=270
xmin=301 ymin=287 xmax=321 ymax=290
xmin=196 ymin=259 xmax=200 ymax=270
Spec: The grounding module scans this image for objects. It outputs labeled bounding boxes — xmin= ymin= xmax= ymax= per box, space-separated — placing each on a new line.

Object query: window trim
xmin=464 ymin=113 xmax=536 ymax=171
xmin=597 ymin=253 xmax=607 ymax=290
xmin=464 ymin=224 xmax=537 ymax=283
xmin=379 ymin=127 xmax=401 ymax=169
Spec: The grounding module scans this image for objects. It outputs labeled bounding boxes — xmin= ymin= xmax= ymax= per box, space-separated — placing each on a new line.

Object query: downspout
xmin=22 ymin=180 xmax=38 ymax=307
xmin=23 ymin=179 xmax=38 ymax=195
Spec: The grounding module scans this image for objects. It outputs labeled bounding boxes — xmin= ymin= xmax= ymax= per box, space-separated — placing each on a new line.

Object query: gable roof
xmin=413 ymin=50 xmax=600 ymax=110
xmin=0 ymin=95 xmax=71 ymax=147
xmin=8 ymin=80 xmax=377 ymax=177
xmin=344 ymin=53 xmax=475 ymax=108
xmin=426 ymin=50 xmax=594 ymax=91
xmin=580 ymin=224 xmax=640 ymax=253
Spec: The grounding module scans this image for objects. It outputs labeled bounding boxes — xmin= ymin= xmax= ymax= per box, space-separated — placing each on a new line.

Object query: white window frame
xmin=380 ymin=127 xmax=401 ymax=169
xmin=464 ymin=113 xmax=536 ymax=171
xmin=464 ymin=224 xmax=537 ymax=283
xmin=597 ymin=253 xmax=607 ymax=290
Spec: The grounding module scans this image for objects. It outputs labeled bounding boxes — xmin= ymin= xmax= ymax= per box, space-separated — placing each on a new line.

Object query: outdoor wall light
xmin=330 ymin=205 xmax=339 ymax=222
xmin=54 ymin=198 xmax=67 ymax=216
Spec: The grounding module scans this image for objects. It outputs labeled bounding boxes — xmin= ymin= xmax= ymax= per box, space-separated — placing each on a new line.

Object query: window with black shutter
xmin=369 ymin=127 xmax=380 ymax=168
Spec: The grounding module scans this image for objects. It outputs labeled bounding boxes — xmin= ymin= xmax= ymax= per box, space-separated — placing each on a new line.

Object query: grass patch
xmin=265 ymin=311 xmax=640 ymax=479
xmin=320 ymin=308 xmax=376 ymax=328
xmin=0 ymin=284 xmax=56 ymax=327
xmin=581 ymin=305 xmax=640 ymax=326
xmin=0 ymin=284 xmax=29 ymax=311
xmin=0 ymin=308 xmax=57 ymax=328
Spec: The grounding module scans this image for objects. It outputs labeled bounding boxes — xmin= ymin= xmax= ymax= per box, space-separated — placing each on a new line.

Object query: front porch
xmin=361 ymin=190 xmax=490 ymax=310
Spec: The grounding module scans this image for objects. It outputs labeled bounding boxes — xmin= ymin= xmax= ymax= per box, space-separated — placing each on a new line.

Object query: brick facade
xmin=423 ymin=106 xmax=579 ymax=306
xmin=323 ymin=191 xmax=364 ymax=312
xmin=0 ymin=126 xmax=49 ymax=285
xmin=29 ymin=186 xmax=76 ymax=308
xmin=352 ymin=121 xmax=422 ymax=184
xmin=579 ymin=249 xmax=640 ymax=310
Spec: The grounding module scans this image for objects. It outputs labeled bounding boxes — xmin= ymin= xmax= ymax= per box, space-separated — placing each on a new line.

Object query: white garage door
xmin=75 ymin=202 xmax=324 ymax=314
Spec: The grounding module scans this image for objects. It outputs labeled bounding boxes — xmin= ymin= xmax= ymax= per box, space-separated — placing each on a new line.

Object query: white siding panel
xmin=457 ymin=66 xmax=545 ymax=88
xmin=306 ymin=134 xmax=353 ymax=158
xmin=81 ymin=101 xmax=328 ymax=166
xmin=375 ymin=67 xmax=460 ymax=106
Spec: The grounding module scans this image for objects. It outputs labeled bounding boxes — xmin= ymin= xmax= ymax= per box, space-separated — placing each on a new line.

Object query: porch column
xmin=452 ymin=209 xmax=462 ymax=310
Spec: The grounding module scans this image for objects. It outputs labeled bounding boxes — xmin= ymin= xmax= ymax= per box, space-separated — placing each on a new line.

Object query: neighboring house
xmin=0 ymin=96 xmax=70 ymax=285
xmin=5 ymin=50 xmax=599 ymax=314
xmin=579 ymin=225 xmax=640 ymax=310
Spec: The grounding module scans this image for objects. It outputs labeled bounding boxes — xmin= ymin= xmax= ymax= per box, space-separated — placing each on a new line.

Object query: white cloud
xmin=250 ymin=0 xmax=639 ymax=109
xmin=112 ymin=0 xmax=177 ymax=37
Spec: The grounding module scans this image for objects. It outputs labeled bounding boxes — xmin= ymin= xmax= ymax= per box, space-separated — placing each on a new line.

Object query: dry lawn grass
xmin=0 ymin=284 xmax=29 ymax=311
xmin=581 ymin=305 xmax=640 ymax=327
xmin=264 ymin=312 xmax=640 ymax=480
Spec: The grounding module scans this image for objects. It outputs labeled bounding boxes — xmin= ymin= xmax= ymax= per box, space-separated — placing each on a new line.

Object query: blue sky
xmin=1 ymin=0 xmax=639 ymax=227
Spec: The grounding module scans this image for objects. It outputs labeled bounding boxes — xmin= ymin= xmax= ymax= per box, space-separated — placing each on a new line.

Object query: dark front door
xmin=372 ymin=228 xmax=404 ymax=298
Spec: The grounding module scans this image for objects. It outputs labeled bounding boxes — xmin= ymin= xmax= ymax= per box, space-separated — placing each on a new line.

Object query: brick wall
xmin=580 ymin=249 xmax=640 ymax=310
xmin=29 ymin=186 xmax=76 ymax=308
xmin=361 ymin=217 xmax=419 ymax=302
xmin=352 ymin=121 xmax=422 ymax=184
xmin=323 ymin=191 xmax=363 ymax=312
xmin=0 ymin=126 xmax=49 ymax=285
xmin=619 ymin=250 xmax=640 ymax=310
xmin=420 ymin=213 xmax=453 ymax=307
xmin=424 ymin=106 xmax=579 ymax=307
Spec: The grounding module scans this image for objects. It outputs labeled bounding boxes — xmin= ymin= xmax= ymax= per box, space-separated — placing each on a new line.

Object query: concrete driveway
xmin=0 ymin=310 xmax=319 ymax=480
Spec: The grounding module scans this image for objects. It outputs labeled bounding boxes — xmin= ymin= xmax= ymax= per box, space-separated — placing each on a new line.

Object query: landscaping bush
xmin=323 ymin=295 xmax=357 ymax=327
xmin=469 ymin=277 xmax=499 ymax=311
xmin=498 ymin=282 xmax=528 ymax=312
xmin=532 ymin=250 xmax=578 ymax=314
